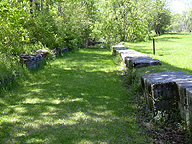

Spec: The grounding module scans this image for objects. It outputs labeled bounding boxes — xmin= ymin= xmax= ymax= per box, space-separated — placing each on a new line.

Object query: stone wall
xmin=112 ymin=44 xmax=161 ymax=69
xmin=20 ymin=47 xmax=68 ymax=69
xmin=112 ymin=43 xmax=192 ymax=130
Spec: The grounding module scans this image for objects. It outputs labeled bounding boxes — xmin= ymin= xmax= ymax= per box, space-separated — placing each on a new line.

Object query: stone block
xmin=177 ymin=81 xmax=192 ymax=128
xmin=118 ymin=49 xmax=136 ymax=54
xmin=141 ymin=71 xmax=192 ymax=114
xmin=119 ymin=50 xmax=147 ymax=62
xmin=36 ymin=49 xmax=49 ymax=56
xmin=124 ymin=55 xmax=161 ymax=69
xmin=112 ymin=45 xmax=128 ymax=55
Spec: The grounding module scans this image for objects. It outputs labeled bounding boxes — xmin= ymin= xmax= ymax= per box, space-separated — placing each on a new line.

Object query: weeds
xmin=120 ymin=61 xmax=192 ymax=143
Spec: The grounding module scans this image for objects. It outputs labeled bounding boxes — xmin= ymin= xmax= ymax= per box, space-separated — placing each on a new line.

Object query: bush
xmin=0 ymin=53 xmax=21 ymax=92
xmin=25 ymin=12 xmax=58 ymax=48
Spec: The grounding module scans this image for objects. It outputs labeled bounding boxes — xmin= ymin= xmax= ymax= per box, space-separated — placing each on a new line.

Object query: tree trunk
xmin=30 ymin=0 xmax=33 ymax=15
xmin=156 ymin=24 xmax=161 ymax=36
xmin=46 ymin=0 xmax=49 ymax=12
xmin=58 ymin=2 xmax=61 ymax=17
xmin=35 ymin=0 xmax=40 ymax=11
xmin=41 ymin=0 xmax=43 ymax=12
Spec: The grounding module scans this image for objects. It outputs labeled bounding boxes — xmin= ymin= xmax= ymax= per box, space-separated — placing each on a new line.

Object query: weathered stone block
xmin=125 ymin=56 xmax=161 ymax=69
xmin=36 ymin=49 xmax=49 ymax=56
xmin=119 ymin=50 xmax=147 ymax=62
xmin=177 ymin=81 xmax=192 ymax=128
xmin=112 ymin=45 xmax=128 ymax=55
xmin=118 ymin=49 xmax=136 ymax=54
xmin=141 ymin=71 xmax=192 ymax=114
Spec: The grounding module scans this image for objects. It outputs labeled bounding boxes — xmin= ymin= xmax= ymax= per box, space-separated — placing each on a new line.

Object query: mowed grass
xmin=0 ymin=49 xmax=149 ymax=143
xmin=125 ymin=33 xmax=192 ymax=75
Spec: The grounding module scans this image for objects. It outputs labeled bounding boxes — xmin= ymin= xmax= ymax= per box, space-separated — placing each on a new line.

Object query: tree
xmin=0 ymin=0 xmax=173 ymax=55
xmin=147 ymin=0 xmax=171 ymax=35
xmin=100 ymin=0 xmax=153 ymax=43
xmin=168 ymin=8 xmax=192 ymax=32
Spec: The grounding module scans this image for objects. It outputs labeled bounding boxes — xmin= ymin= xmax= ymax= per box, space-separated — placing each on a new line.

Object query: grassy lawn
xmin=122 ymin=33 xmax=192 ymax=143
xmin=124 ymin=33 xmax=192 ymax=75
xmin=0 ymin=49 xmax=149 ymax=143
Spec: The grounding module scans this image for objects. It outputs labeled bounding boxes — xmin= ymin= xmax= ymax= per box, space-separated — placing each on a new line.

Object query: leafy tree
xmin=0 ymin=0 xmax=172 ymax=55
xmin=100 ymin=0 xmax=153 ymax=43
xmin=147 ymin=0 xmax=171 ymax=35
xmin=168 ymin=8 xmax=192 ymax=32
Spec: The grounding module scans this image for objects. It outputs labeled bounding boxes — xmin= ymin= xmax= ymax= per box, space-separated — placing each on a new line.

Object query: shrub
xmin=0 ymin=53 xmax=21 ymax=92
xmin=25 ymin=12 xmax=58 ymax=48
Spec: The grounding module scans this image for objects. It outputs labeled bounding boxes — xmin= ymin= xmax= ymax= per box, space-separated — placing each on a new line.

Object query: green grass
xmin=124 ymin=33 xmax=192 ymax=75
xmin=122 ymin=33 xmax=192 ymax=142
xmin=0 ymin=49 xmax=149 ymax=143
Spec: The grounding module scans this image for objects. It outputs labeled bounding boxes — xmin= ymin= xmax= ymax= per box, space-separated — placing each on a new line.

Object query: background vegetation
xmin=0 ymin=0 xmax=173 ymax=91
xmin=169 ymin=8 xmax=192 ymax=32
xmin=0 ymin=49 xmax=150 ymax=143
xmin=1 ymin=0 xmax=192 ymax=142
xmin=0 ymin=0 xmax=172 ymax=55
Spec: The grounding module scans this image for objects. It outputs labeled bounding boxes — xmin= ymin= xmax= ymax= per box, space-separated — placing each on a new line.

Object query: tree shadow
xmin=153 ymin=33 xmax=190 ymax=42
xmin=0 ymin=49 xmax=148 ymax=143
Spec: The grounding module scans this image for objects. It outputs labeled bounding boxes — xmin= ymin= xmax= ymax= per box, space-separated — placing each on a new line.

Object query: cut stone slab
xmin=125 ymin=56 xmax=161 ymax=68
xmin=142 ymin=71 xmax=192 ymax=83
xmin=141 ymin=71 xmax=192 ymax=113
xmin=177 ymin=81 xmax=192 ymax=128
xmin=119 ymin=50 xmax=147 ymax=62
xmin=118 ymin=49 xmax=136 ymax=54
xmin=112 ymin=45 xmax=128 ymax=55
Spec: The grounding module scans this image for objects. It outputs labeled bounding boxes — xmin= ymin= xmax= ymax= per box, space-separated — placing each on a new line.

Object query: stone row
xmin=20 ymin=47 xmax=68 ymax=69
xmin=112 ymin=44 xmax=161 ymax=69
xmin=141 ymin=71 xmax=192 ymax=129
xmin=112 ymin=43 xmax=192 ymax=129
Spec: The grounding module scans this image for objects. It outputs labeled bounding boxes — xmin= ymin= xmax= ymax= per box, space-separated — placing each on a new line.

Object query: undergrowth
xmin=121 ymin=65 xmax=192 ymax=143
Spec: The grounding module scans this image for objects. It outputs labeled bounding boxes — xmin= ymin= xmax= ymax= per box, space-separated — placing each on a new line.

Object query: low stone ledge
xmin=20 ymin=53 xmax=45 ymax=69
xmin=118 ymin=49 xmax=136 ymax=54
xmin=19 ymin=47 xmax=69 ymax=69
xmin=118 ymin=49 xmax=161 ymax=68
xmin=53 ymin=47 xmax=68 ymax=56
xmin=112 ymin=45 xmax=128 ymax=56
xmin=113 ymin=48 xmax=161 ymax=68
xmin=120 ymin=50 xmax=146 ymax=62
xmin=141 ymin=71 xmax=192 ymax=114
xmin=125 ymin=56 xmax=161 ymax=69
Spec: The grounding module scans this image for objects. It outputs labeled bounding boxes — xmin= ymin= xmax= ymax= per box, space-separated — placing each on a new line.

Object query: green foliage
xmin=0 ymin=1 xmax=30 ymax=54
xmin=145 ymin=0 xmax=171 ymax=35
xmin=169 ymin=8 xmax=192 ymax=32
xmin=99 ymin=0 xmax=171 ymax=43
xmin=0 ymin=0 xmax=172 ymax=55
xmin=0 ymin=0 xmax=172 ymax=94
xmin=25 ymin=12 xmax=58 ymax=48
xmin=0 ymin=53 xmax=21 ymax=93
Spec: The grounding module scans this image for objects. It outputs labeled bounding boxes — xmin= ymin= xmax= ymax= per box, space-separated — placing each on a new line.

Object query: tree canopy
xmin=169 ymin=8 xmax=192 ymax=32
xmin=0 ymin=0 xmax=172 ymax=54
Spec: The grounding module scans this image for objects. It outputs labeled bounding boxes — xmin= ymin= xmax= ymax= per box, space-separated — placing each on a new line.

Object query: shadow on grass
xmin=0 ymin=49 xmax=147 ymax=143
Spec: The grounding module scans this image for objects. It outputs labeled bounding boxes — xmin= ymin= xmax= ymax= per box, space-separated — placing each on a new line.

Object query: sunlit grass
xmin=0 ymin=49 xmax=149 ymax=143
xmin=125 ymin=33 xmax=192 ymax=75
